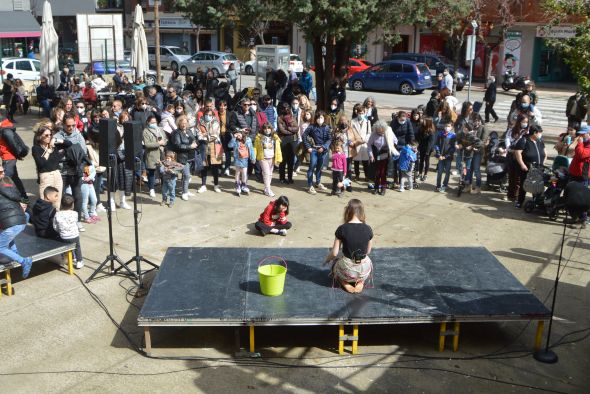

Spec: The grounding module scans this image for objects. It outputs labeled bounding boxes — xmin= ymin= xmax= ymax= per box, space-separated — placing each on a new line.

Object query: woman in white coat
xmin=351 ymin=105 xmax=373 ymax=181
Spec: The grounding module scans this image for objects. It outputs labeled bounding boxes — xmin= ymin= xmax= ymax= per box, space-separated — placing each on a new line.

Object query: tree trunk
xmin=334 ymin=37 xmax=351 ymax=80
xmin=196 ymin=25 xmax=201 ymax=52
xmin=322 ymin=35 xmax=336 ymax=111
xmin=258 ymin=32 xmax=266 ymax=45
xmin=312 ymin=36 xmax=326 ymax=110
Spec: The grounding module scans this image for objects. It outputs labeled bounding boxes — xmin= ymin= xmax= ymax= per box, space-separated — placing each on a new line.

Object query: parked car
xmin=348 ymin=60 xmax=432 ymax=95
xmin=179 ymin=51 xmax=242 ymax=78
xmin=85 ymin=60 xmax=133 ymax=75
xmin=347 ymin=58 xmax=372 ymax=78
xmin=244 ymin=53 xmax=301 ymax=76
xmin=1 ymin=57 xmax=41 ymax=81
xmin=384 ymin=52 xmax=466 ymax=90
xmin=147 ymin=45 xmax=191 ymax=72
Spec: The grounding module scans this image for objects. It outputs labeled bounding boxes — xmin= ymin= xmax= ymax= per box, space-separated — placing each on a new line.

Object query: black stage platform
xmin=0 ymin=226 xmax=76 ymax=298
xmin=138 ymin=247 xmax=551 ymax=355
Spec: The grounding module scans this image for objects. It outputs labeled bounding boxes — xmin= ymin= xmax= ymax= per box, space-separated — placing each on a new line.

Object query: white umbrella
xmin=39 ymin=0 xmax=59 ymax=88
xmin=130 ymin=4 xmax=149 ymax=81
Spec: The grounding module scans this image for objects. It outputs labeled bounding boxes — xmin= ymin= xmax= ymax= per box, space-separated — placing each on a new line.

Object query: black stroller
xmin=485 ymin=131 xmax=508 ymax=192
xmin=523 ymin=166 xmax=568 ymax=221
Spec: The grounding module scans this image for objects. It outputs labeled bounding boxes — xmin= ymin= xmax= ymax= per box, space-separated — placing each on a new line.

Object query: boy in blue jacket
xmin=434 ymin=122 xmax=457 ymax=192
xmin=398 ymin=142 xmax=418 ymax=191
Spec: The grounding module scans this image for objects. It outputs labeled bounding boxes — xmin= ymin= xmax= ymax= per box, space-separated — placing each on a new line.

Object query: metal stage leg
xmin=338 ymin=324 xmax=360 ymax=355
xmin=439 ymin=322 xmax=461 ymax=352
xmin=534 ymin=321 xmax=545 ymax=352
xmin=453 ymin=322 xmax=461 ymax=352
xmin=234 ymin=326 xmax=261 ymax=358
xmin=144 ymin=327 xmax=152 ymax=356
xmin=438 ymin=322 xmax=446 ymax=352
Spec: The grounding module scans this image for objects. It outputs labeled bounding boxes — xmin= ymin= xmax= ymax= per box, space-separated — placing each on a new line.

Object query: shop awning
xmin=0 ymin=11 xmax=41 ymax=38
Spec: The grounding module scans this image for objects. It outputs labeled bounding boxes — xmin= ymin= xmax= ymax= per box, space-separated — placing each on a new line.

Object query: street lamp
xmin=467 ymin=20 xmax=478 ymax=103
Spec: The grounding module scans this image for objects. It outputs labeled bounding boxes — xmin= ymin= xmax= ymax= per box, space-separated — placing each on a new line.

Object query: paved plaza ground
xmin=1 ymin=92 xmax=589 ymax=393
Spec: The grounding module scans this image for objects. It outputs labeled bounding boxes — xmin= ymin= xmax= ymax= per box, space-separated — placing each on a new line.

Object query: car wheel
xmin=180 ymin=66 xmax=189 ymax=76
xmin=211 ymin=68 xmax=220 ymax=78
xmin=245 ymin=65 xmax=253 ymax=75
xmin=171 ymin=61 xmax=178 ymax=72
xmin=145 ymin=74 xmax=156 ymax=86
xmin=400 ymin=82 xmax=413 ymax=95
xmin=352 ymin=80 xmax=364 ymax=91
xmin=501 ymin=81 xmax=510 ymax=91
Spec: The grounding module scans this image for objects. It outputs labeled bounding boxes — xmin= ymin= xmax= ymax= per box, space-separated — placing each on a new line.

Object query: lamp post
xmin=467 ymin=20 xmax=478 ymax=103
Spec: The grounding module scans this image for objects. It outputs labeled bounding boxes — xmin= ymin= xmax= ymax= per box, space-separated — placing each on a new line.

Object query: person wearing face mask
xmin=130 ymin=98 xmax=152 ymax=129
xmin=230 ymin=99 xmax=260 ymax=181
xmin=303 ymin=111 xmax=332 ymax=194
xmin=442 ymin=69 xmax=454 ymax=93
xmin=294 ymin=109 xmax=314 ymax=176
xmin=434 ymin=122 xmax=457 ymax=192
xmin=568 ymin=125 xmax=590 ymax=185
xmin=82 ymin=82 xmax=97 ymax=108
xmin=505 ymin=115 xmax=530 ymax=202
xmin=174 ymin=104 xmax=185 ymax=119
xmin=159 ymin=104 xmax=178 ymax=136
xmin=251 ymin=101 xmax=268 ymax=134
xmin=277 ymin=103 xmax=300 ymax=183
xmin=456 ymin=122 xmax=484 ymax=194
xmin=390 ymin=111 xmax=415 ymax=187
xmin=513 ymin=125 xmax=546 ymax=208
xmin=260 ymin=95 xmax=278 ymax=130
xmin=351 ymin=105 xmax=373 ymax=183
xmin=197 ymin=109 xmax=223 ymax=193
xmin=254 ymin=123 xmax=283 ymax=197
xmin=326 ymin=98 xmax=343 ymax=130
xmin=329 ymin=78 xmax=346 ymax=110
xmin=367 ymin=121 xmax=399 ymax=195
xmin=143 ymin=115 xmax=167 ymax=198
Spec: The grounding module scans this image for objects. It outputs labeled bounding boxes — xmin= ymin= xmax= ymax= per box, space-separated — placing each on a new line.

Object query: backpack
xmin=238 ymin=142 xmax=249 ymax=158
xmin=1 ymin=127 xmax=29 ymax=159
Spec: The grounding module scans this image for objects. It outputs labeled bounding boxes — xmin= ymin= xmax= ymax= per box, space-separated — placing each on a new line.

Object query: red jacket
xmin=255 ymin=111 xmax=268 ymax=131
xmin=569 ymin=141 xmax=590 ymax=179
xmin=82 ymin=87 xmax=97 ymax=103
xmin=258 ymin=200 xmax=288 ymax=226
xmin=0 ymin=119 xmax=16 ymax=161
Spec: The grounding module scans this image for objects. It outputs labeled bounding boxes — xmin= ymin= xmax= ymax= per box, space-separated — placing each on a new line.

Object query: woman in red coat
xmin=568 ymin=126 xmax=590 ymax=184
xmin=255 ymin=195 xmax=291 ymax=236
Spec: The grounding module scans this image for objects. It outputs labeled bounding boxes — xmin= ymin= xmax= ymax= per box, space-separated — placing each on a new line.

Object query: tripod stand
xmin=87 ymin=154 xmax=138 ymax=283
xmin=114 ymin=157 xmax=158 ymax=288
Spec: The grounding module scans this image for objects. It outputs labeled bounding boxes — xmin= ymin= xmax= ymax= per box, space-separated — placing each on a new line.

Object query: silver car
xmin=179 ymin=51 xmax=241 ymax=78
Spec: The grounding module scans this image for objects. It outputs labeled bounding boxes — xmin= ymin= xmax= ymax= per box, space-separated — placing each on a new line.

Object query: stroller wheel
xmin=524 ymin=200 xmax=535 ymax=213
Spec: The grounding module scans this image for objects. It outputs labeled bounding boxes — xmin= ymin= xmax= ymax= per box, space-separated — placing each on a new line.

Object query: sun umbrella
xmin=130 ymin=4 xmax=149 ymax=81
xmin=39 ymin=0 xmax=59 ymax=88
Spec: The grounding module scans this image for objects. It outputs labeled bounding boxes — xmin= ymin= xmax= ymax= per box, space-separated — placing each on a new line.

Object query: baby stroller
xmin=485 ymin=131 xmax=508 ymax=192
xmin=523 ymin=165 xmax=567 ymax=220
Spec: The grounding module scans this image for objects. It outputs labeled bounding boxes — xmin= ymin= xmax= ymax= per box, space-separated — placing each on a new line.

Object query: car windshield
xmin=169 ymin=47 xmax=189 ymax=56
xmin=290 ymin=55 xmax=301 ymax=61
xmin=224 ymin=54 xmax=238 ymax=61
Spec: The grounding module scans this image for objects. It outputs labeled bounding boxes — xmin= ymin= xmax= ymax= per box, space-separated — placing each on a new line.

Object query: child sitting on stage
xmin=159 ymin=151 xmax=184 ymax=207
xmin=255 ymin=195 xmax=292 ymax=236
xmin=31 ymin=186 xmax=59 ymax=239
xmin=53 ymin=194 xmax=84 ymax=269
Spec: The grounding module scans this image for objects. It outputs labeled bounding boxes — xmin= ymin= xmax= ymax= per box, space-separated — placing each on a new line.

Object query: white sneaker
xmin=187 ymin=191 xmax=196 ymax=197
xmin=109 ymin=200 xmax=116 ymax=211
xmin=96 ymin=204 xmax=107 ymax=213
xmin=75 ymin=260 xmax=84 ymax=269
xmin=267 ymin=189 xmax=275 ymax=197
xmin=119 ymin=200 xmax=131 ymax=210
xmin=77 ymin=222 xmax=86 ymax=232
xmin=198 ymin=185 xmax=207 ymax=193
xmin=316 ymin=183 xmax=327 ymax=191
xmin=451 ymin=170 xmax=458 ymax=176
xmin=308 ymin=186 xmax=317 ymax=195
xmin=181 ymin=193 xmax=189 ymax=201
xmin=149 ymin=189 xmax=156 ymax=198
xmin=224 ymin=168 xmax=230 ymax=176
xmin=213 ymin=185 xmax=221 ymax=193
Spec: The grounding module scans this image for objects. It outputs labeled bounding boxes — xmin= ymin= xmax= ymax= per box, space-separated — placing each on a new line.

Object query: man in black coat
xmin=0 ymin=171 xmax=33 ymax=277
xmin=36 ymin=76 xmax=56 ymax=117
xmin=484 ymin=76 xmax=499 ymax=123
xmin=425 ymin=90 xmax=440 ymax=117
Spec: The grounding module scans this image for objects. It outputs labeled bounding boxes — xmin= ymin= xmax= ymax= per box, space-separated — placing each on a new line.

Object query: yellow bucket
xmin=258 ymin=256 xmax=287 ymax=296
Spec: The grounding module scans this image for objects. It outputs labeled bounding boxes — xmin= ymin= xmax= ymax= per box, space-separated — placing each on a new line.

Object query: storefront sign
xmin=536 ymin=25 xmax=576 ymax=39
xmin=159 ymin=18 xmax=195 ymax=29
xmin=503 ymin=31 xmax=522 ymax=74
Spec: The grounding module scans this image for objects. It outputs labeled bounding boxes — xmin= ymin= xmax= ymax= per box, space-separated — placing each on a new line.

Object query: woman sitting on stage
xmin=255 ymin=195 xmax=291 ymax=236
xmin=325 ymin=199 xmax=373 ymax=293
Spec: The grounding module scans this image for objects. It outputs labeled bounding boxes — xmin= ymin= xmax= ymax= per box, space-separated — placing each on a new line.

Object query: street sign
xmin=465 ymin=35 xmax=476 ymax=61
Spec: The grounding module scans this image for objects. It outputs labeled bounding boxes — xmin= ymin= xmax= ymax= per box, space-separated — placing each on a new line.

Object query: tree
xmin=164 ymin=0 xmax=233 ymax=52
xmin=235 ymin=1 xmax=281 ymax=45
xmin=543 ymin=0 xmax=590 ymax=93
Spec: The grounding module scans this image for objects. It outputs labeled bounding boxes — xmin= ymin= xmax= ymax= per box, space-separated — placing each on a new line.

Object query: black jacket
xmin=31 ymin=199 xmax=58 ymax=239
xmin=229 ymin=109 xmax=258 ymax=137
xmin=0 ymin=178 xmax=26 ymax=230
xmin=367 ymin=107 xmax=379 ymax=125
xmin=36 ymin=84 xmax=55 ymax=101
xmin=390 ymin=119 xmax=415 ymax=147
xmin=425 ymin=98 xmax=439 ymax=117
xmin=484 ymin=82 xmax=497 ymax=102
xmin=170 ymin=128 xmax=196 ymax=164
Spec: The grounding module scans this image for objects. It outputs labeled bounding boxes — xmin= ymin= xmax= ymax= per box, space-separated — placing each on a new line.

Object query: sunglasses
xmin=243 ymin=103 xmax=251 ymax=106
xmin=65 ymin=124 xmax=76 ymax=128
xmin=42 ymin=133 xmax=52 ymax=137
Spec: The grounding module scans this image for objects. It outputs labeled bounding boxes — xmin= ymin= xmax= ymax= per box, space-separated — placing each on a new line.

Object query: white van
xmin=148 ymin=46 xmax=191 ymax=72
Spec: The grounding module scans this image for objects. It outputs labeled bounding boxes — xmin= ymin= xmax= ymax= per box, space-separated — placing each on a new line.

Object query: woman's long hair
xmin=343 ymin=199 xmax=366 ymax=223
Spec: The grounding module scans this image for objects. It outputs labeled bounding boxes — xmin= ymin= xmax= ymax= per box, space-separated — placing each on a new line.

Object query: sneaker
xmin=451 ymin=170 xmax=458 ymax=176
xmin=187 ymin=191 xmax=196 ymax=197
xmin=161 ymin=200 xmax=166 ymax=206
xmin=168 ymin=201 xmax=174 ymax=207
xmin=308 ymin=185 xmax=317 ymax=195
xmin=224 ymin=168 xmax=230 ymax=176
xmin=82 ymin=217 xmax=95 ymax=224
xmin=398 ymin=188 xmax=404 ymax=192
xmin=141 ymin=175 xmax=148 ymax=183
xmin=465 ymin=184 xmax=472 ymax=194
xmin=77 ymin=222 xmax=86 ymax=232
xmin=346 ymin=186 xmax=353 ymax=192
xmin=515 ymin=202 xmax=522 ymax=208
xmin=381 ymin=187 xmax=387 ymax=196
xmin=20 ymin=257 xmax=33 ymax=279
xmin=213 ymin=185 xmax=222 ymax=193
xmin=96 ymin=204 xmax=107 ymax=213
xmin=408 ymin=187 xmax=414 ymax=191
xmin=198 ymin=185 xmax=207 ymax=193
xmin=278 ymin=229 xmax=288 ymax=236
xmin=241 ymin=185 xmax=250 ymax=195
xmin=316 ymin=183 xmax=327 ymax=191
xmin=235 ymin=186 xmax=241 ymax=196
xmin=265 ymin=189 xmax=276 ymax=197
xmin=181 ymin=193 xmax=188 ymax=201
xmin=470 ymin=186 xmax=481 ymax=194
xmin=75 ymin=260 xmax=84 ymax=269
xmin=149 ymin=189 xmax=156 ymax=198
xmin=502 ymin=195 xmax=509 ymax=201
xmin=119 ymin=201 xmax=131 ymax=210
xmin=439 ymin=186 xmax=446 ymax=193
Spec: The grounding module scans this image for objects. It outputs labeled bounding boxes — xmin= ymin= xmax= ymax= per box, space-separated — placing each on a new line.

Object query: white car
xmin=244 ymin=53 xmax=303 ymax=76
xmin=1 ymin=57 xmax=41 ymax=81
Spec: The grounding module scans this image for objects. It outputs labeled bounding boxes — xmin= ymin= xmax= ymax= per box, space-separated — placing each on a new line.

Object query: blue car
xmin=348 ymin=60 xmax=432 ymax=95
xmin=85 ymin=60 xmax=133 ymax=75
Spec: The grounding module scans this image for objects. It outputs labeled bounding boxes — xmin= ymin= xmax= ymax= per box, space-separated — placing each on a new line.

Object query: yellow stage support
xmin=439 ymin=322 xmax=461 ymax=352
xmin=338 ymin=324 xmax=359 ymax=355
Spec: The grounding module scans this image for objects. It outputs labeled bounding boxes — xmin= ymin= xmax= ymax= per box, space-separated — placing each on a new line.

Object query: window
xmin=192 ymin=53 xmax=205 ymax=61
xmin=402 ymin=64 xmax=414 ymax=73
xmin=31 ymin=60 xmax=41 ymax=71
xmin=367 ymin=64 xmax=386 ymax=73
xmin=205 ymin=53 xmax=216 ymax=61
xmin=160 ymin=48 xmax=169 ymax=56
xmin=389 ymin=63 xmax=403 ymax=73
xmin=5 ymin=62 xmax=14 ymax=70
xmin=418 ymin=64 xmax=430 ymax=75
xmin=224 ymin=54 xmax=238 ymax=61
xmin=290 ymin=54 xmax=301 ymax=62
xmin=424 ymin=56 xmax=436 ymax=68
xmin=148 ymin=47 xmax=155 ymax=55
xmin=16 ymin=61 xmax=33 ymax=71
xmin=168 ymin=47 xmax=189 ymax=55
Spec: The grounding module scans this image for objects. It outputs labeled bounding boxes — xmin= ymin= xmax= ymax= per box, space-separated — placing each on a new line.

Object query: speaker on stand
xmin=113 ymin=121 xmax=159 ymax=288
xmin=87 ymin=118 xmax=139 ymax=283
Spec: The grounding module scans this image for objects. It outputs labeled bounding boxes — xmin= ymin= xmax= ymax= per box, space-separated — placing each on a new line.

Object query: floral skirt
xmin=332 ymin=256 xmax=372 ymax=283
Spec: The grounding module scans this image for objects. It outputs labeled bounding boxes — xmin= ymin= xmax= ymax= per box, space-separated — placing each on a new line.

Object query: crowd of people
xmin=1 ymin=61 xmax=589 ymax=280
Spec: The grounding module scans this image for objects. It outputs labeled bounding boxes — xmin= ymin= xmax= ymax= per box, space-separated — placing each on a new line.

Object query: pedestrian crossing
xmin=493 ymin=97 xmax=569 ymax=130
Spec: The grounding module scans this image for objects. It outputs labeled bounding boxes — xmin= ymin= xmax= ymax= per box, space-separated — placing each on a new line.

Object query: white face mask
xmin=445 ymin=126 xmax=452 ymax=132
xmin=331 ymin=104 xmax=337 ymax=110
xmin=142 ymin=104 xmax=148 ymax=110
xmin=77 ymin=108 xmax=85 ymax=115
xmin=292 ymin=104 xmax=299 ymax=111
xmin=251 ymin=104 xmax=257 ymax=111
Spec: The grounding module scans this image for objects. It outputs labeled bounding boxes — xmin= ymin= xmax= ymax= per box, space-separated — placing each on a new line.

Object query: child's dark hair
xmin=61 ymin=194 xmax=75 ymax=210
xmin=273 ymin=196 xmax=289 ymax=216
xmin=43 ymin=186 xmax=59 ymax=199
xmin=165 ymin=150 xmax=176 ymax=159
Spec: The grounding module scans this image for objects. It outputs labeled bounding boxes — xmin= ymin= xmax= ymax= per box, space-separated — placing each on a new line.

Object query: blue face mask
xmin=521 ymin=103 xmax=530 ymax=110
xmin=148 ymin=123 xmax=157 ymax=129
xmin=204 ymin=115 xmax=212 ymax=122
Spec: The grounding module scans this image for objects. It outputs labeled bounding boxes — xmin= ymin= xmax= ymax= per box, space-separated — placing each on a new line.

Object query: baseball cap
xmin=577 ymin=125 xmax=590 ymax=135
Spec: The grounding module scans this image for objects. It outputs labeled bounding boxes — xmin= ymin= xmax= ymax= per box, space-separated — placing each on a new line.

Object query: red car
xmin=310 ymin=58 xmax=373 ymax=78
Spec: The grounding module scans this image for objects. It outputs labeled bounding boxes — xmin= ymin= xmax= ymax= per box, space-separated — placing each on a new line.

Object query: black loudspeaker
xmin=99 ymin=118 xmax=119 ymax=167
xmin=123 ymin=121 xmax=143 ymax=171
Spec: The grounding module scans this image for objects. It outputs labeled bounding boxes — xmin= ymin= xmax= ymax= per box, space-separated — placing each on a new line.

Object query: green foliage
xmin=164 ymin=0 xmax=233 ymax=29
xmin=543 ymin=0 xmax=590 ymax=93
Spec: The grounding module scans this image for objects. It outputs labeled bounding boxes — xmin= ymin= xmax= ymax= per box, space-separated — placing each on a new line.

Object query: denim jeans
xmin=39 ymin=98 xmax=52 ymax=117
xmin=81 ymin=183 xmax=97 ymax=219
xmin=307 ymin=149 xmax=327 ymax=186
xmin=162 ymin=177 xmax=176 ymax=202
xmin=181 ymin=163 xmax=190 ymax=194
xmin=436 ymin=157 xmax=453 ymax=188
xmin=455 ymin=150 xmax=464 ymax=174
xmin=0 ymin=213 xmax=28 ymax=263
xmin=465 ymin=153 xmax=482 ymax=187
xmin=147 ymin=169 xmax=156 ymax=191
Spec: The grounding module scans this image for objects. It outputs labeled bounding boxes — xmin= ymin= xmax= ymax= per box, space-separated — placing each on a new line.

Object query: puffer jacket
xmin=0 ymin=177 xmax=26 ymax=230
xmin=170 ymin=128 xmax=196 ymax=164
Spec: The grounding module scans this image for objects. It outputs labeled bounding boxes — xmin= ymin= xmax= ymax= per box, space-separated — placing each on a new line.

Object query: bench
xmin=0 ymin=226 xmax=76 ymax=298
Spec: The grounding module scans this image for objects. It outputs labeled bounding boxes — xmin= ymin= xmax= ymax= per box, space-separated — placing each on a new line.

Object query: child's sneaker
xmin=241 ymin=184 xmax=250 ymax=195
xmin=308 ymin=185 xmax=317 ymax=195
xmin=316 ymin=183 xmax=327 ymax=191
xmin=278 ymin=229 xmax=288 ymax=236
xmin=235 ymin=183 xmax=241 ymax=196
xmin=224 ymin=168 xmax=230 ymax=176
xmin=181 ymin=193 xmax=189 ymax=201
xmin=77 ymin=222 xmax=86 ymax=232
xmin=213 ymin=185 xmax=222 ymax=193
xmin=398 ymin=187 xmax=404 ymax=192
xmin=149 ymin=189 xmax=156 ymax=198
xmin=91 ymin=215 xmax=101 ymax=222
xmin=440 ymin=186 xmax=446 ymax=193
xmin=168 ymin=201 xmax=174 ymax=208
xmin=198 ymin=185 xmax=207 ymax=193
xmin=20 ymin=257 xmax=33 ymax=279
xmin=75 ymin=260 xmax=84 ymax=269
xmin=96 ymin=204 xmax=107 ymax=213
